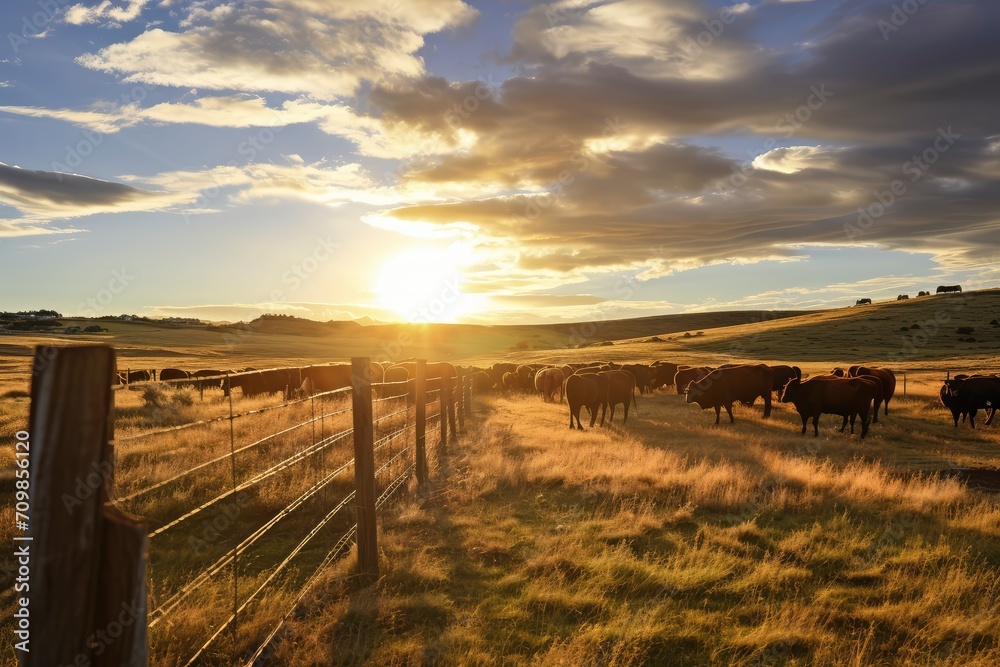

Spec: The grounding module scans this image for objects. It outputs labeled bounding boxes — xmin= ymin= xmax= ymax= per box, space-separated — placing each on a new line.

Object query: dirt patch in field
xmin=943 ymin=468 xmax=1000 ymax=493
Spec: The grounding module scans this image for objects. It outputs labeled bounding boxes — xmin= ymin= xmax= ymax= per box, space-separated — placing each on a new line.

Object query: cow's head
xmin=779 ymin=378 xmax=800 ymax=403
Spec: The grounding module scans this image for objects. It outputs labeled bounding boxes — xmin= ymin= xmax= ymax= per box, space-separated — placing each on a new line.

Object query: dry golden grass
xmin=3 ymin=292 xmax=1000 ymax=665
xmin=270 ymin=390 xmax=1000 ymax=666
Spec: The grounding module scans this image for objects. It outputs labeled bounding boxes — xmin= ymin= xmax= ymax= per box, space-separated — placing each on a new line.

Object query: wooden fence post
xmin=465 ymin=373 xmax=472 ymax=418
xmin=415 ymin=360 xmax=428 ymax=485
xmin=22 ymin=345 xmax=148 ymax=667
xmin=457 ymin=369 xmax=465 ymax=433
xmin=446 ymin=375 xmax=457 ymax=442
xmin=440 ymin=375 xmax=449 ymax=455
xmin=351 ymin=357 xmax=379 ymax=578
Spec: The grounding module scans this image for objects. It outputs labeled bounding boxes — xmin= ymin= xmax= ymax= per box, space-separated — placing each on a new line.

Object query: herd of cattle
xmin=480 ymin=360 xmax=998 ymax=438
xmin=856 ymin=284 xmax=963 ymax=305
xmin=118 ymin=358 xmax=999 ymax=437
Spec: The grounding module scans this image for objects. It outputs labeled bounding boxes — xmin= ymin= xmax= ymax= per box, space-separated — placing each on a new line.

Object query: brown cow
xmin=566 ymin=373 xmax=608 ymax=429
xmin=650 ymin=362 xmax=679 ymax=391
xmin=534 ymin=367 xmax=565 ymax=402
xmin=621 ymin=364 xmax=655 ymax=394
xmin=685 ymin=364 xmax=773 ymax=423
xmin=502 ymin=372 xmax=519 ymax=391
xmin=779 ymin=377 xmax=877 ymax=439
xmin=600 ymin=370 xmax=637 ymax=423
xmin=854 ymin=367 xmax=896 ymax=416
xmin=809 ymin=374 xmax=883 ymax=426
xmin=301 ymin=364 xmax=353 ymax=393
xmin=673 ymin=366 xmax=713 ymax=395
xmin=470 ymin=370 xmax=493 ymax=392
xmin=768 ymin=365 xmax=801 ymax=393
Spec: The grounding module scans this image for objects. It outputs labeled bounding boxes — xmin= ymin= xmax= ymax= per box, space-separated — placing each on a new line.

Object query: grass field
xmin=272 ymin=391 xmax=1000 ymax=666
xmin=2 ymin=292 xmax=1000 ymax=665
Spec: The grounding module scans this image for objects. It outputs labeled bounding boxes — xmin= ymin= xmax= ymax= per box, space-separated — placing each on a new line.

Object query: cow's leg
xmin=725 ymin=403 xmax=734 ymax=423
xmin=608 ymin=403 xmax=616 ymax=425
xmin=800 ymin=414 xmax=808 ymax=435
xmin=986 ymin=407 xmax=997 ymax=427
xmin=762 ymin=392 xmax=772 ymax=419
xmin=970 ymin=411 xmax=977 ymax=429
xmin=812 ymin=415 xmax=820 ymax=437
xmin=840 ymin=416 xmax=848 ymax=433
xmin=873 ymin=399 xmax=880 ymax=423
xmin=849 ymin=413 xmax=856 ymax=434
xmin=714 ymin=406 xmax=721 ymax=424
xmin=600 ymin=403 xmax=607 ymax=427
xmin=860 ymin=409 xmax=870 ymax=439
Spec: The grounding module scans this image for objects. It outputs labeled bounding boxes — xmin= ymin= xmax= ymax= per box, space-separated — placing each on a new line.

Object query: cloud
xmin=752 ymin=146 xmax=844 ymax=174
xmin=0 ymin=95 xmax=339 ymax=133
xmin=63 ymin=0 xmax=152 ymax=26
xmin=0 ymin=219 xmax=84 ymax=239
xmin=75 ymin=1 xmax=477 ymax=97
xmin=0 ymin=162 xmax=192 ymax=218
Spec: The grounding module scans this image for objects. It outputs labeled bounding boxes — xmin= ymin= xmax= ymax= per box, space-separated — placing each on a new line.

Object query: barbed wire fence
xmin=22 ymin=348 xmax=472 ymax=667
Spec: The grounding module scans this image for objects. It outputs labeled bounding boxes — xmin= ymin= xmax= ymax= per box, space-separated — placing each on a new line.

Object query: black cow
xmin=855 ymin=298 xmax=872 ymax=305
xmin=159 ymin=368 xmax=190 ymax=382
xmin=940 ymin=376 xmax=1000 ymax=428
xmin=780 ymin=377 xmax=877 ymax=439
xmin=116 ymin=369 xmax=151 ymax=384
xmin=936 ymin=285 xmax=962 ymax=294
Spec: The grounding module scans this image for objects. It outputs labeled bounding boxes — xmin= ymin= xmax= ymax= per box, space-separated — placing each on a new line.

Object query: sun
xmin=373 ymin=247 xmax=474 ymax=322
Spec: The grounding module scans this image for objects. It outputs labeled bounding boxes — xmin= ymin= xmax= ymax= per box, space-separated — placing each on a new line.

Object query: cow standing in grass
xmin=780 ymin=377 xmax=877 ymax=439
xmin=600 ymin=370 xmax=638 ymax=424
xmin=940 ymin=376 xmax=1000 ymax=428
xmin=566 ymin=373 xmax=608 ymax=429
xmin=685 ymin=364 xmax=773 ymax=424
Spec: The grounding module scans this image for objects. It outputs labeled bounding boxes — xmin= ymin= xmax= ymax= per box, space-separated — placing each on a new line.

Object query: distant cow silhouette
xmin=855 ymin=298 xmax=872 ymax=305
xmin=917 ymin=291 xmax=930 ymax=296
xmin=936 ymin=285 xmax=962 ymax=294
xmin=897 ymin=294 xmax=909 ymax=300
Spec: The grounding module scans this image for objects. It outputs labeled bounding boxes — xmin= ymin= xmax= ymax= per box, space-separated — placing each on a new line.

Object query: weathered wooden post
xmin=465 ymin=371 xmax=472 ymax=418
xmin=415 ymin=360 xmax=428 ymax=485
xmin=440 ymin=375 xmax=449 ymax=455
xmin=457 ymin=368 xmax=466 ymax=433
xmin=446 ymin=374 xmax=457 ymax=442
xmin=351 ymin=357 xmax=379 ymax=578
xmin=22 ymin=345 xmax=148 ymax=667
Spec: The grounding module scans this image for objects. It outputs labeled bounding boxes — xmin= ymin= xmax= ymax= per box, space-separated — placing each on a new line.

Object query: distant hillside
xmin=603 ymin=289 xmax=1000 ymax=369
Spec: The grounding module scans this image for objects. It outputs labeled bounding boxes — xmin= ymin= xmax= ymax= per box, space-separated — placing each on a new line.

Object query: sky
xmin=1 ymin=0 xmax=998 ymax=324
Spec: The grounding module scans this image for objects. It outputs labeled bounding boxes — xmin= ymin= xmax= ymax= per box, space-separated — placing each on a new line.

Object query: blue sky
xmin=1 ymin=0 xmax=998 ymax=323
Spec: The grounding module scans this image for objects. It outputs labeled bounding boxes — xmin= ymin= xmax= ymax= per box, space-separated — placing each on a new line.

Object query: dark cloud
xmin=0 ymin=163 xmax=152 ymax=213
xmin=360 ymin=0 xmax=1000 ymax=284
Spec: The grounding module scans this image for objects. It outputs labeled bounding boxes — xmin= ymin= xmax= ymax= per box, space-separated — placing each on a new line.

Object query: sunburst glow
xmin=373 ymin=247 xmax=476 ymax=322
